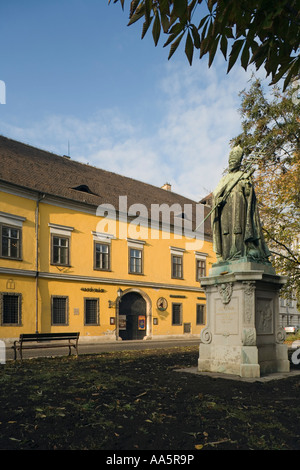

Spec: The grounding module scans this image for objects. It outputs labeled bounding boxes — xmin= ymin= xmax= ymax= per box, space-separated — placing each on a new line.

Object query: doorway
xmin=118 ymin=292 xmax=147 ymax=340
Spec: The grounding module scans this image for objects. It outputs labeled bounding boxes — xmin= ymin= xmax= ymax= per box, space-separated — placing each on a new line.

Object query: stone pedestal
xmin=198 ymin=260 xmax=290 ymax=378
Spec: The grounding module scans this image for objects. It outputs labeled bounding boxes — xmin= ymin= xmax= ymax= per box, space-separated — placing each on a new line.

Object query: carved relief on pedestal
xmin=241 ymin=328 xmax=256 ymax=346
xmin=243 ymin=281 xmax=255 ymax=325
xmin=256 ymin=298 xmax=274 ymax=334
xmin=200 ymin=327 xmax=212 ymax=344
xmin=276 ymin=327 xmax=286 ymax=343
xmin=216 ymin=282 xmax=233 ymax=304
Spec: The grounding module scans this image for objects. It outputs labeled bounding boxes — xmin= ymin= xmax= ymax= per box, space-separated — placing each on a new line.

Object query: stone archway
xmin=118 ymin=289 xmax=151 ymax=340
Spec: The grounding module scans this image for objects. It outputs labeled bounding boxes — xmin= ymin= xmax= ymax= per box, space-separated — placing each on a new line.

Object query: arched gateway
xmin=118 ymin=290 xmax=151 ymax=340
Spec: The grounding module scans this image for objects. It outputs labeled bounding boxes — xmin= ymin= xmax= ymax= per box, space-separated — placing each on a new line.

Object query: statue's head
xmin=229 ymin=146 xmax=243 ymax=171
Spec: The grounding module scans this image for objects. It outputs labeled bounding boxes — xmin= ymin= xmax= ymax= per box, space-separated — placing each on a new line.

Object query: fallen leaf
xmin=195 ymin=444 xmax=203 ymax=450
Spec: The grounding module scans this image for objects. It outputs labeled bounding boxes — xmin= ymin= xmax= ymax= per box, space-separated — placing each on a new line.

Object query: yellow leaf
xmin=195 ymin=444 xmax=204 ymax=450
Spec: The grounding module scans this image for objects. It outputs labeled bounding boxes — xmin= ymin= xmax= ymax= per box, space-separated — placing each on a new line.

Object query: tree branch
xmin=264 ymin=227 xmax=300 ymax=264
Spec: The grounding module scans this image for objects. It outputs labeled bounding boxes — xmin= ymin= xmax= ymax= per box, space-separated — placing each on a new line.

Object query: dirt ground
xmin=0 ymin=345 xmax=299 ymax=451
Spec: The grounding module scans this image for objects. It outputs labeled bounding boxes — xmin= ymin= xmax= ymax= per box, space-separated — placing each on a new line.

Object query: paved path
xmin=5 ymin=338 xmax=200 ymax=362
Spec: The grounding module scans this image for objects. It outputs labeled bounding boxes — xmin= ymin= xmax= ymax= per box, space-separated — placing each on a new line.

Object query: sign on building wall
xmin=138 ymin=315 xmax=146 ymax=330
xmin=119 ymin=315 xmax=126 ymax=330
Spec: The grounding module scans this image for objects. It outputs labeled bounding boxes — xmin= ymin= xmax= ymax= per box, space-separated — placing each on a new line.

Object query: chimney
xmin=161 ymin=182 xmax=171 ymax=191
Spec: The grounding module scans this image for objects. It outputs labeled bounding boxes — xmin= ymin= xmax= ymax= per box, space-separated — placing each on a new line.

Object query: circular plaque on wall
xmin=157 ymin=297 xmax=168 ymax=311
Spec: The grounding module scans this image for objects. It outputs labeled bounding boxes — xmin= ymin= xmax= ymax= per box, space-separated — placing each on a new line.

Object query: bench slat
xmin=20 ymin=333 xmax=79 ymax=341
xmin=13 ymin=332 xmax=79 ymax=360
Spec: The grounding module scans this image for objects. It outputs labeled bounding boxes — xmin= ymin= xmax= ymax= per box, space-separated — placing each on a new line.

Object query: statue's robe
xmin=212 ymin=171 xmax=271 ymax=262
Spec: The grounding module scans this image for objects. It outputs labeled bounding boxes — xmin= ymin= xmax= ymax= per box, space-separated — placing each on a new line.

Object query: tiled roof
xmin=0 ymin=135 xmax=211 ymax=235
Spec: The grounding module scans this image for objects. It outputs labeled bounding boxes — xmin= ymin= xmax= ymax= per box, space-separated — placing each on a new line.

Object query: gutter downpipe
xmin=35 ymin=193 xmax=45 ymax=333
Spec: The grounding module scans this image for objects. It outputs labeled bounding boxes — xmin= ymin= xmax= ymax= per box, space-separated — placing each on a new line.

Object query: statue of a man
xmin=212 ymin=146 xmax=271 ymax=263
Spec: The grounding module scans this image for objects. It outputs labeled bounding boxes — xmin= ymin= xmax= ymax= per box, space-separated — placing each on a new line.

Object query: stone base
xmin=198 ymin=343 xmax=261 ymax=378
xmin=210 ymin=257 xmax=276 ymax=276
xmin=198 ymin=264 xmax=290 ymax=378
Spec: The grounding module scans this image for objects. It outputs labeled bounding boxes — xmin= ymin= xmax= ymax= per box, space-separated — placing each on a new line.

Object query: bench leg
xmin=68 ymin=342 xmax=78 ymax=357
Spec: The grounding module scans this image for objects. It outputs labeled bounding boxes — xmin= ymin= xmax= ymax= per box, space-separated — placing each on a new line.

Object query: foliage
xmin=231 ymin=77 xmax=300 ymax=302
xmin=109 ymin=0 xmax=300 ymax=89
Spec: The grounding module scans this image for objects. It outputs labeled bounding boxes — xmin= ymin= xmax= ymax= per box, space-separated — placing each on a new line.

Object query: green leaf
xmin=241 ymin=42 xmax=250 ymax=71
xmin=141 ymin=16 xmax=153 ymax=39
xmin=144 ymin=0 xmax=152 ymax=23
xmin=130 ymin=0 xmax=140 ymax=16
xmin=185 ymin=31 xmax=193 ymax=65
xmin=128 ymin=3 xmax=145 ymax=26
xmin=282 ymin=59 xmax=300 ymax=91
xmin=198 ymin=14 xmax=209 ymax=30
xmin=220 ymin=35 xmax=227 ymax=59
xmin=187 ymin=0 xmax=197 ymax=21
xmin=200 ymin=37 xmax=208 ymax=58
xmin=163 ymin=33 xmax=178 ymax=48
xmin=173 ymin=0 xmax=188 ymax=19
xmin=208 ymin=34 xmax=220 ymax=67
xmin=168 ymin=32 xmax=185 ymax=60
xmin=227 ymin=39 xmax=244 ymax=73
xmin=152 ymin=12 xmax=161 ymax=46
xmin=169 ymin=22 xmax=185 ymax=36
xmin=159 ymin=0 xmax=170 ymax=16
xmin=160 ymin=12 xmax=170 ymax=33
xmin=191 ymin=24 xmax=201 ymax=49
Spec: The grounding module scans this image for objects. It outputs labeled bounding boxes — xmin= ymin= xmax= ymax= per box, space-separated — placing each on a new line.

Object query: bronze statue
xmin=212 ymin=146 xmax=271 ymax=263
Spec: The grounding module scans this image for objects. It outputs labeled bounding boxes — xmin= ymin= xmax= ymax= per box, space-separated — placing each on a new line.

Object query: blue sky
xmin=0 ymin=0 xmax=267 ymax=201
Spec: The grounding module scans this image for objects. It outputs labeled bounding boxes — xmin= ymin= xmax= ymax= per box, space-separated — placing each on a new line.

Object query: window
xmin=127 ymin=239 xmax=145 ymax=275
xmin=0 ymin=212 xmax=25 ymax=260
xmin=72 ymin=184 xmax=95 ymax=194
xmin=172 ymin=303 xmax=182 ymax=325
xmin=1 ymin=293 xmax=21 ymax=325
xmin=49 ymin=223 xmax=73 ymax=266
xmin=196 ymin=259 xmax=206 ymax=281
xmin=51 ymin=236 xmax=69 ymax=265
xmin=196 ymin=304 xmax=205 ymax=325
xmin=84 ymin=298 xmax=99 ymax=325
xmin=1 ymin=225 xmax=21 ymax=259
xmin=172 ymin=255 xmax=183 ymax=279
xmin=51 ymin=296 xmax=68 ymax=325
xmin=94 ymin=242 xmax=110 ymax=270
xmin=129 ymin=248 xmax=143 ymax=274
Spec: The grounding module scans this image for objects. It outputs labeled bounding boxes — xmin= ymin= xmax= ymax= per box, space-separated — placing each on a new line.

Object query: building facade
xmin=0 ymin=136 xmax=215 ymax=343
xmin=279 ymin=298 xmax=300 ymax=330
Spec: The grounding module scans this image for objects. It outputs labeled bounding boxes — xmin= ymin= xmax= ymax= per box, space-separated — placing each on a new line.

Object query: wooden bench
xmin=13 ymin=332 xmax=80 ymax=360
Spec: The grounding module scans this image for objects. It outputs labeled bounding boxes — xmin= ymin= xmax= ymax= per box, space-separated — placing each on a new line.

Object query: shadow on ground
xmin=0 ymin=346 xmax=299 ymax=450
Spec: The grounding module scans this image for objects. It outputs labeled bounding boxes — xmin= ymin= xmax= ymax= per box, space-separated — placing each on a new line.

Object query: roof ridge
xmin=0 ymin=134 xmax=197 ymax=203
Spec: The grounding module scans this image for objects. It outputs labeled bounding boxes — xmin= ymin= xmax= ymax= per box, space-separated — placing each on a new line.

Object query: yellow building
xmin=0 ymin=136 xmax=215 ymax=343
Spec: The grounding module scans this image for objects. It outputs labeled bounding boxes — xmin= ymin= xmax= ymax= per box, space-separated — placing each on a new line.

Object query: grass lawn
xmin=0 ymin=345 xmax=299 ymax=450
